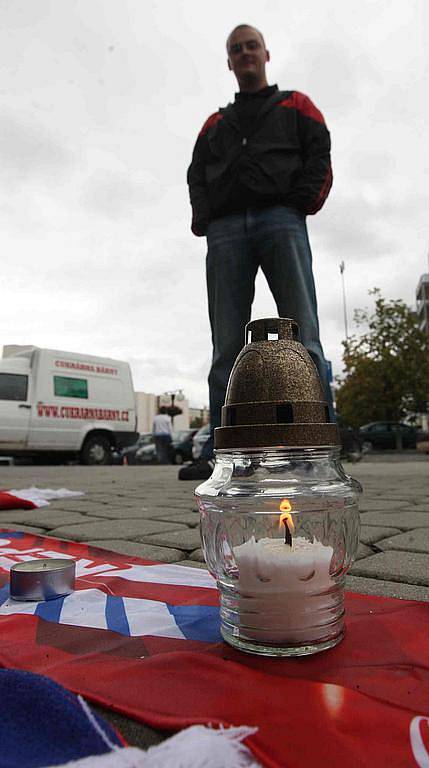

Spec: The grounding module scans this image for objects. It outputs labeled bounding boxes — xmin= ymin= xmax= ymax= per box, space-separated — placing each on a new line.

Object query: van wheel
xmin=81 ymin=435 xmax=112 ymax=466
xmin=173 ymin=451 xmax=184 ymax=465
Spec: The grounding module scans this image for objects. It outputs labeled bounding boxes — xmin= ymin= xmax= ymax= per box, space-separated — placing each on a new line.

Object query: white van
xmin=0 ymin=346 xmax=138 ymax=464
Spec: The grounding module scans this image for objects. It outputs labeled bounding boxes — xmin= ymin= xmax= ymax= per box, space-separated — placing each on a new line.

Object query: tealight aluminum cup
xmin=10 ymin=558 xmax=75 ymax=601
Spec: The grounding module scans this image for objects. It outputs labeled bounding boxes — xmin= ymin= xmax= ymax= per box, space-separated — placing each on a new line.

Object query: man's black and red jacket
xmin=187 ymin=87 xmax=333 ymax=236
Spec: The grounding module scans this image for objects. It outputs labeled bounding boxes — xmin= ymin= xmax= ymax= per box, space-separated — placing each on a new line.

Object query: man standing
xmin=152 ymin=406 xmax=172 ymax=465
xmin=180 ymin=24 xmax=333 ymax=480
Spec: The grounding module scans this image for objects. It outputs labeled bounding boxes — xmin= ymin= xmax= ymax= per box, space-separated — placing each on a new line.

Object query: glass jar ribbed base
xmin=218 ymin=579 xmax=345 ymax=657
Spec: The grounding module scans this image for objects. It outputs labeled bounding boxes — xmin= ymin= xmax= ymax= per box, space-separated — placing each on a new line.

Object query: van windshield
xmin=0 ymin=373 xmax=28 ymax=401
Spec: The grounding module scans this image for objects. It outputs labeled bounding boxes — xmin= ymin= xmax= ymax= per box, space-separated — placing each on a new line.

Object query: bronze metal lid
xmin=214 ymin=317 xmax=340 ymax=450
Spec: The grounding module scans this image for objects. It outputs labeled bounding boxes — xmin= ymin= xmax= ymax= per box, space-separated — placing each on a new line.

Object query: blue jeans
xmin=201 ymin=205 xmax=334 ymax=459
xmin=154 ymin=435 xmax=171 ymax=464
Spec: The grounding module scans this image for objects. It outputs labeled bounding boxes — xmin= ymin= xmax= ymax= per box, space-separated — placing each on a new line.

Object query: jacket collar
xmin=220 ymin=89 xmax=291 ymax=129
xmin=234 ymin=84 xmax=278 ymax=102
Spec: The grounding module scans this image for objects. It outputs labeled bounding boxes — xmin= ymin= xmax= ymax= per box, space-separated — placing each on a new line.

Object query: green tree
xmin=336 ymin=290 xmax=429 ymax=428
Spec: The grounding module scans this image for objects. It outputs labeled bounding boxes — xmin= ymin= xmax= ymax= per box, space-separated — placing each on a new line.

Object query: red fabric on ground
xmin=0 ymin=492 xmax=37 ymax=510
xmin=1 ymin=531 xmax=428 ymax=767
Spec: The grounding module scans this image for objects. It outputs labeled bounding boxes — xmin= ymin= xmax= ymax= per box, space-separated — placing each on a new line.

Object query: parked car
xmin=339 ymin=425 xmax=363 ymax=462
xmin=168 ymin=429 xmax=198 ymax=464
xmin=416 ymin=431 xmax=429 ymax=455
xmin=192 ymin=422 xmax=366 ymax=462
xmin=134 ymin=434 xmax=157 ymax=464
xmin=192 ymin=423 xmax=211 ymax=460
xmin=114 ymin=433 xmax=156 ymax=465
xmin=359 ymin=422 xmax=418 ymax=450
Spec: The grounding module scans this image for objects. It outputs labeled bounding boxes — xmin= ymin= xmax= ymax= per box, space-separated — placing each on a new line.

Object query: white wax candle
xmin=233 ymin=536 xmax=336 ymax=644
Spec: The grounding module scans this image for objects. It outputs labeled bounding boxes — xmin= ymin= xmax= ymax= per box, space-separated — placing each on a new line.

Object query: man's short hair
xmin=226 ymin=24 xmax=266 ymax=52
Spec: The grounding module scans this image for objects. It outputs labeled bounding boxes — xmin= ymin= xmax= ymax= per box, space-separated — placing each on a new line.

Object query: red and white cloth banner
xmin=1 ymin=531 xmax=429 ymax=767
xmin=0 ymin=487 xmax=84 ymax=510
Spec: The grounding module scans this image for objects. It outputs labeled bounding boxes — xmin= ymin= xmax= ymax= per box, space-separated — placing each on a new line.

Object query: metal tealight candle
xmin=10 ymin=558 xmax=75 ymax=601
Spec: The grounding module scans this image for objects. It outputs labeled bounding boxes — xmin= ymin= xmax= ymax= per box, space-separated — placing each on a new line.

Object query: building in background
xmin=135 ymin=391 xmax=190 ymax=433
xmin=135 ymin=392 xmax=158 ymax=435
xmin=416 ymin=273 xmax=429 ymax=333
xmin=189 ymin=406 xmax=210 ymax=428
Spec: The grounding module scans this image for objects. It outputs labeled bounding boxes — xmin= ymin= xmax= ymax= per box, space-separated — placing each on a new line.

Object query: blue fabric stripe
xmin=167 ymin=604 xmax=221 ymax=642
xmin=0 ymin=531 xmax=24 ymax=538
xmin=105 ymin=595 xmax=130 ymax=636
xmin=35 ymin=596 xmax=65 ymax=623
xmin=0 ymin=584 xmax=10 ymax=607
xmin=0 ymin=580 xmax=220 ymax=643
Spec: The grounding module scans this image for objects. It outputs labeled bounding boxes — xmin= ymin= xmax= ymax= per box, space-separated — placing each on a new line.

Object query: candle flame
xmin=279 ymin=499 xmax=294 ymax=533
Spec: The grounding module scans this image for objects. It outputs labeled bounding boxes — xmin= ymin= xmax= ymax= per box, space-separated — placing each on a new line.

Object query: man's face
xmin=227 ymin=27 xmax=269 ymax=85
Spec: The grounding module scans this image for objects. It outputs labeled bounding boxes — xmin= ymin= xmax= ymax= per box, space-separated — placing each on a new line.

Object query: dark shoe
xmin=178 ymin=459 xmax=214 ymax=481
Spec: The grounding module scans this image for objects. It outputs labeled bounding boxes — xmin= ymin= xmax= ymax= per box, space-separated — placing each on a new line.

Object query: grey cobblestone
xmin=0 ymin=460 xmax=427 ymax=591
xmin=189 ymin=548 xmax=206 ymax=562
xmin=49 ymin=500 xmax=114 ymax=512
xmin=346 ymin=575 xmax=429 ymax=602
xmin=356 ymin=543 xmax=374 ymax=559
xmin=1 ymin=510 xmax=51 ymax=526
xmin=71 ymin=507 xmax=164 ymax=520
xmin=1 ymin=524 xmax=47 ymax=535
xmin=376 ymin=528 xmax=429 ymax=554
xmin=49 ymin=519 xmax=188 ymax=542
xmin=350 ymin=551 xmax=429 ymax=586
xmin=81 ymin=506 xmax=197 ymax=521
xmin=86 ymin=540 xmax=186 ymax=562
xmin=360 ymin=500 xmax=414 ymax=512
xmin=360 ymin=511 xmax=429 ymax=529
xmin=151 ymin=512 xmax=200 ymax=527
xmin=359 ymin=525 xmax=401 ymax=544
xmin=0 ymin=510 xmax=95 ymax=528
xmin=138 ymin=528 xmax=202 ymax=551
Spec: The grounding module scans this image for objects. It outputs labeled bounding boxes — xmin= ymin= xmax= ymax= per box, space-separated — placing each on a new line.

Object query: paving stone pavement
xmin=1 ymin=458 xmax=429 ymax=749
xmin=0 ymin=459 xmax=428 ymax=599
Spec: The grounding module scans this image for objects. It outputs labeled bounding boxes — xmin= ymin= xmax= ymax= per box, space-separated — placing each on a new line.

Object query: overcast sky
xmin=1 ymin=0 xmax=428 ymax=406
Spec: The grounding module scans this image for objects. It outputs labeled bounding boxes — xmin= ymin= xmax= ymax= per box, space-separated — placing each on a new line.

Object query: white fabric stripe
xmin=75 ymin=560 xmax=119 ymax=577
xmin=0 ymin=587 xmax=206 ymax=640
xmin=8 ymin=487 xmax=84 ymax=507
xmin=0 ymin=552 xmax=75 ymax=573
xmin=59 ymin=588 xmax=108 ymax=630
xmin=123 ymin=596 xmax=185 ymax=639
xmin=110 ymin=563 xmax=215 ymax=589
xmin=0 ymin=556 xmax=28 ymax=572
xmin=0 ymin=598 xmax=38 ymax=616
xmin=0 ymin=547 xmax=41 ymax=555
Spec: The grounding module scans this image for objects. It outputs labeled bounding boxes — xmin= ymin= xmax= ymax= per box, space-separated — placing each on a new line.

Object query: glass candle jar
xmin=196 ymin=447 xmax=361 ymax=657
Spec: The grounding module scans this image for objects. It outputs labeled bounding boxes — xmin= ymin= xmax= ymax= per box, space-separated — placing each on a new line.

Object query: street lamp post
xmin=339 ymin=261 xmax=349 ymax=340
xmin=170 ymin=392 xmax=176 ymax=427
xmin=163 ymin=389 xmax=184 ymax=428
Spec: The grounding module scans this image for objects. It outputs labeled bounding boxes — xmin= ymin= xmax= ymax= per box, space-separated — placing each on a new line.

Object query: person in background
xmin=152 ymin=406 xmax=172 ymax=465
xmin=179 ymin=23 xmax=334 ymax=481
